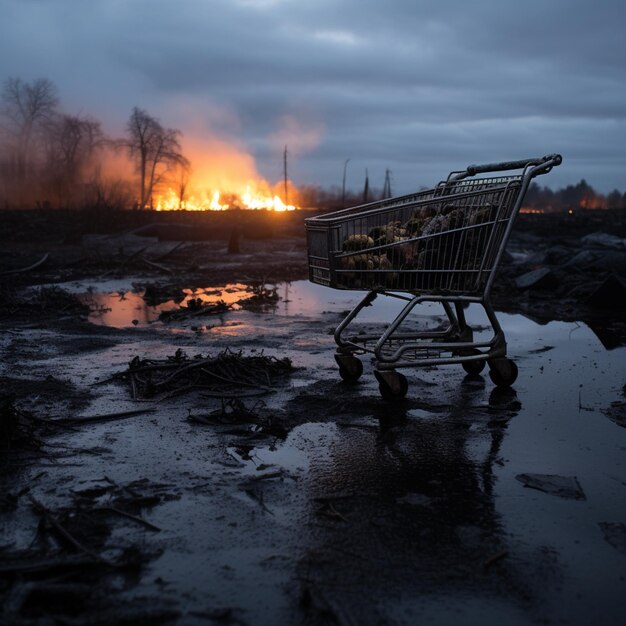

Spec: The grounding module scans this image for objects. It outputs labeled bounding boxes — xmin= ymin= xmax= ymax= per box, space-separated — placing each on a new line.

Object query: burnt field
xmin=1 ymin=208 xmax=625 ymax=625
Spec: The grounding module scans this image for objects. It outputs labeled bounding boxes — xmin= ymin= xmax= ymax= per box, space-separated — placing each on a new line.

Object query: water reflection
xmin=298 ymin=385 xmax=538 ymax=623
xmin=80 ymin=279 xmax=625 ymax=352
xmin=82 ymin=283 xmax=265 ymax=327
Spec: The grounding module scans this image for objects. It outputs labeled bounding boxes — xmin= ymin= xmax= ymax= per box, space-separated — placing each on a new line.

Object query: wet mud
xmin=1 ymin=211 xmax=625 ymax=624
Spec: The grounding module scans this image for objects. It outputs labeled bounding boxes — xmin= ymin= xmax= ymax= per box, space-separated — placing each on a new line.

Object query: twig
xmin=28 ymin=496 xmax=110 ymax=564
xmin=94 ymin=506 xmax=161 ymax=532
xmin=99 ymin=245 xmax=150 ymax=278
xmin=138 ymin=256 xmax=173 ymax=274
xmin=53 ymin=408 xmax=156 ymax=426
xmin=152 ymin=241 xmax=186 ymax=262
xmin=317 ymin=502 xmax=349 ymax=523
xmin=247 ymin=470 xmax=284 ymax=482
xmin=199 ymin=367 xmax=271 ymax=390
xmin=199 ymin=390 xmax=270 ymax=399
xmin=0 ymin=253 xmax=49 ymax=275
xmin=578 ymin=389 xmax=594 ymax=413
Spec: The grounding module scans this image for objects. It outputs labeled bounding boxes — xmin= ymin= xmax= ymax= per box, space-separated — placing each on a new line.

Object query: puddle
xmin=77 ymin=279 xmax=493 ymax=329
xmin=81 ymin=283 xmax=267 ymax=327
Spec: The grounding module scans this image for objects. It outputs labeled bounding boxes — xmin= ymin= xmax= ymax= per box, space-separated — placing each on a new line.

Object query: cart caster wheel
xmin=488 ymin=358 xmax=518 ymax=387
xmin=335 ymin=354 xmax=363 ymax=383
xmin=374 ymin=370 xmax=408 ymax=401
xmin=456 ymin=349 xmax=486 ymax=375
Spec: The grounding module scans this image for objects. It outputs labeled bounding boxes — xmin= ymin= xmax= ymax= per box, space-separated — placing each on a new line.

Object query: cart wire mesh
xmin=306 ymin=175 xmax=523 ymax=296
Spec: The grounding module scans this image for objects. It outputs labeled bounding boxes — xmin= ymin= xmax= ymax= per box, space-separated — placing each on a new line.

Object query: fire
xmin=148 ymin=129 xmax=302 ymax=211
xmin=154 ymin=182 xmax=298 ymax=212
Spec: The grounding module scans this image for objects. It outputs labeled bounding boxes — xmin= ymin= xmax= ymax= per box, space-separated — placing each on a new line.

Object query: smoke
xmin=267 ymin=115 xmax=324 ymax=158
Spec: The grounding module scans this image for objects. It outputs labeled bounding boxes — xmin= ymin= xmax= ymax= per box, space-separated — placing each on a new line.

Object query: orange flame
xmin=153 ymin=133 xmax=300 ymax=211
xmin=155 ymin=184 xmax=298 ymax=212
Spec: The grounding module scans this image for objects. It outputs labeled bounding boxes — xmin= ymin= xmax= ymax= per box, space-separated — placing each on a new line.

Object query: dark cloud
xmin=1 ymin=0 xmax=624 ymax=192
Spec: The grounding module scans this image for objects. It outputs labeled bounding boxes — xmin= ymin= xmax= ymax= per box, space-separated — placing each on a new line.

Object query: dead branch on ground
xmin=117 ymin=348 xmax=293 ymax=400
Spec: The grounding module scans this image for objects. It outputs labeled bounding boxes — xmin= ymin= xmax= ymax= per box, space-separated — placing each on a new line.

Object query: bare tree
xmin=0 ymin=77 xmax=59 ymax=180
xmin=175 ymin=161 xmax=191 ymax=209
xmin=43 ymin=114 xmax=104 ymax=204
xmin=124 ymin=107 xmax=188 ymax=208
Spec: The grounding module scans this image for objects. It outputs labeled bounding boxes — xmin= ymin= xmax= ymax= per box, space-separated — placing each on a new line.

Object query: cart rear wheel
xmin=374 ymin=370 xmax=408 ymax=400
xmin=335 ymin=354 xmax=363 ymax=383
xmin=488 ymin=358 xmax=518 ymax=387
xmin=456 ymin=349 xmax=486 ymax=375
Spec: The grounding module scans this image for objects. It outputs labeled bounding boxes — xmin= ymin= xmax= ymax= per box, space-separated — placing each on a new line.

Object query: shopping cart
xmin=305 ymin=154 xmax=562 ymax=399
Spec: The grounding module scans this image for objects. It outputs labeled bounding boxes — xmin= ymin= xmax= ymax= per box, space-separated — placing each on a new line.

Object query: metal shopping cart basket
xmin=305 ymin=154 xmax=562 ymax=399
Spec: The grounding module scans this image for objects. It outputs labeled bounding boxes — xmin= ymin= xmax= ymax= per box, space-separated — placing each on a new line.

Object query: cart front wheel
xmin=335 ymin=354 xmax=363 ymax=383
xmin=374 ymin=370 xmax=408 ymax=401
xmin=456 ymin=349 xmax=486 ymax=375
xmin=488 ymin=358 xmax=518 ymax=387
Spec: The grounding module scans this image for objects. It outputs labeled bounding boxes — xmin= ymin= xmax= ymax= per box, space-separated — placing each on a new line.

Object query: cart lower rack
xmin=305 ymin=154 xmax=562 ymax=399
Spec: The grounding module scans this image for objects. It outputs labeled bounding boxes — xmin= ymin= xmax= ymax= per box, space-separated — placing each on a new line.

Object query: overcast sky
xmin=1 ymin=0 xmax=625 ymax=194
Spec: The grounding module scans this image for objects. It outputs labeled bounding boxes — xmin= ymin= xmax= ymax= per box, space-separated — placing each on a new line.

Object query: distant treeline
xmin=297 ymin=179 xmax=626 ymax=213
xmin=524 ymin=179 xmax=625 ymax=212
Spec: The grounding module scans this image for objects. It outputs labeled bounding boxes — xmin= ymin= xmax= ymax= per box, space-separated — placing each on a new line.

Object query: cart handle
xmin=464 ymin=154 xmax=562 ymax=177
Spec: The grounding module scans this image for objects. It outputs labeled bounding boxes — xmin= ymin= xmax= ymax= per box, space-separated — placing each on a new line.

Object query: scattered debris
xmin=141 ymin=282 xmax=186 ymax=306
xmin=529 ymin=345 xmax=555 ymax=354
xmin=238 ymin=284 xmax=280 ymax=309
xmin=0 ymin=393 xmax=43 ymax=455
xmin=157 ymin=283 xmax=280 ymax=321
xmin=159 ymin=298 xmax=231 ymax=321
xmin=598 ymin=522 xmax=626 ymax=554
xmin=54 ymin=408 xmax=157 ymax=427
xmin=316 ymin=501 xmax=349 ymax=523
xmin=603 ymin=401 xmax=626 ymax=428
xmin=93 ymin=506 xmax=162 ymax=532
xmin=29 ymin=495 xmax=111 ymax=564
xmin=189 ymin=398 xmax=289 ymax=438
xmin=0 ymin=286 xmax=89 ymax=319
xmin=1 ymin=478 xmax=173 ymax=624
xmin=515 ymin=473 xmax=586 ymax=500
xmin=118 ymin=348 xmax=294 ymax=400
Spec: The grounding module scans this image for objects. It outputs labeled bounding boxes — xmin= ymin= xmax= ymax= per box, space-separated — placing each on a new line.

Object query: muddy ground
xmin=1 ymin=209 xmax=625 ymax=625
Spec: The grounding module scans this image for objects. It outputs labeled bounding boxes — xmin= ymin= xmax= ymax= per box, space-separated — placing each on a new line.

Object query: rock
xmin=525 ymin=244 xmax=573 ymax=266
xmin=586 ymin=274 xmax=626 ymax=310
xmin=544 ymin=245 xmax=576 ymax=265
xmin=581 ymin=232 xmax=626 ymax=250
xmin=565 ymin=250 xmax=626 ymax=274
xmin=514 ymin=267 xmax=558 ymax=290
xmin=515 ymin=473 xmax=586 ymax=500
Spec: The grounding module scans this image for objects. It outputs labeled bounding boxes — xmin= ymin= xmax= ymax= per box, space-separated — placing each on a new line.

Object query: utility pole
xmin=382 ymin=168 xmax=392 ymax=199
xmin=342 ymin=158 xmax=350 ymax=208
xmin=283 ymin=145 xmax=289 ymax=204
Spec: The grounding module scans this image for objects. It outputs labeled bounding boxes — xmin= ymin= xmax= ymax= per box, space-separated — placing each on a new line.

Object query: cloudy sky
xmin=1 ymin=0 xmax=625 ymax=195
